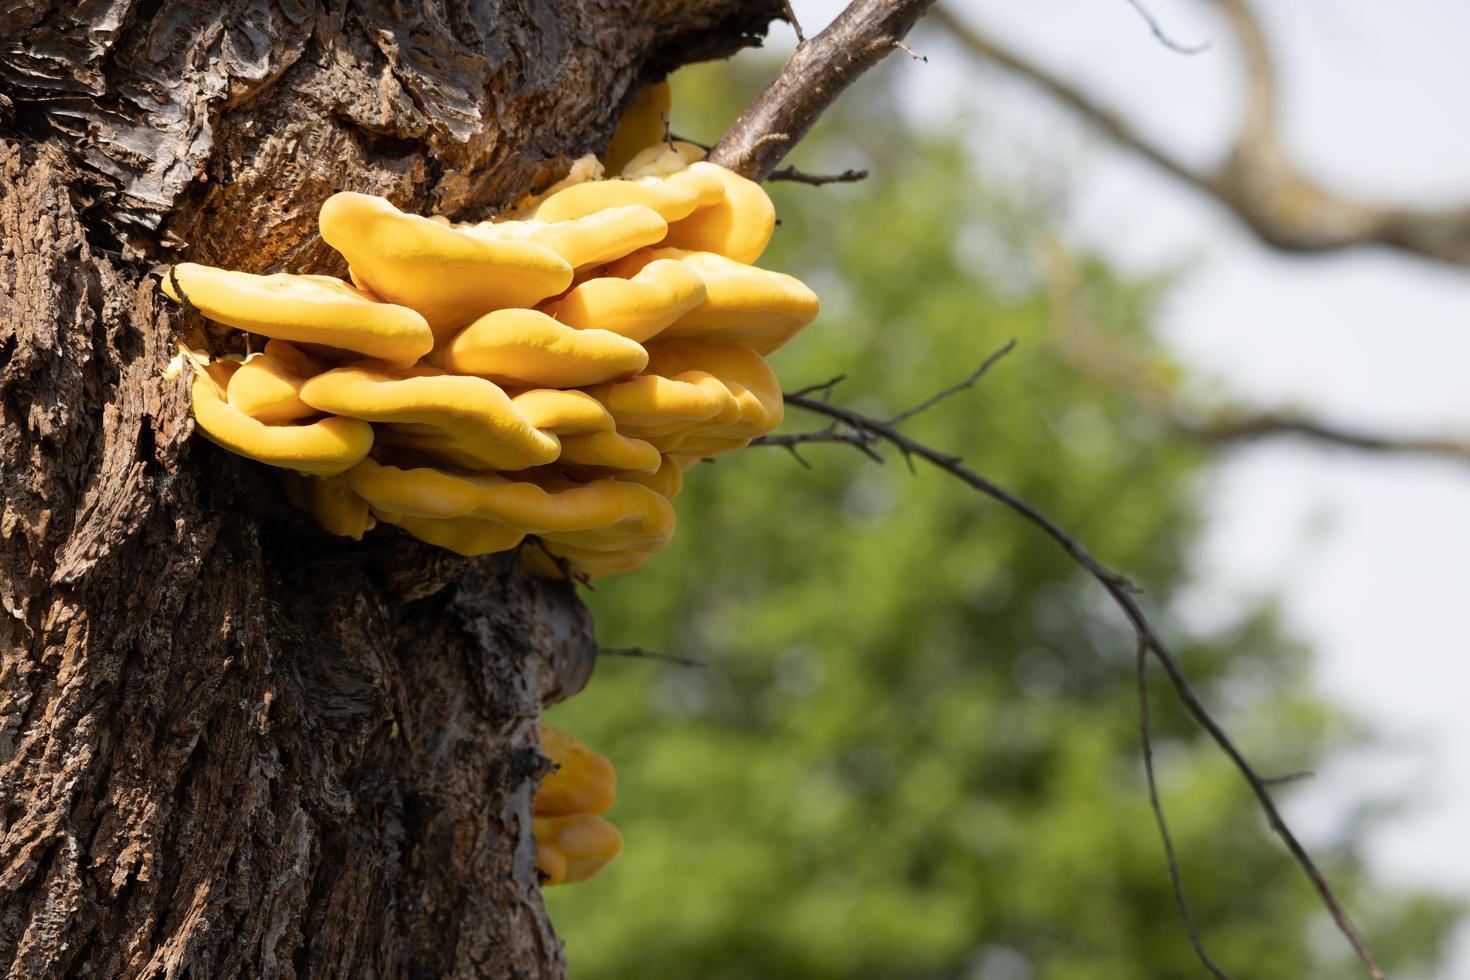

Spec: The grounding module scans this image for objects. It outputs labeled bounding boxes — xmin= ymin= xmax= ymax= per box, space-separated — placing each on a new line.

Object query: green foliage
xmin=545 ymin=60 xmax=1460 ymax=979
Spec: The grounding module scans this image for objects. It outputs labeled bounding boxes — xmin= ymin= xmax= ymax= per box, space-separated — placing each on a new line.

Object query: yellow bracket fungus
xmin=533 ymin=163 xmax=725 ymax=225
xmin=602 ymin=80 xmax=672 ymax=176
xmin=526 ymin=540 xmax=655 ymax=578
xmin=226 ymin=341 xmax=323 ymax=423
xmin=437 ymin=308 xmax=649 ymax=388
xmin=610 ymin=247 xmax=820 ymax=354
xmin=373 ymin=511 xmax=527 ymax=557
xmin=300 ymin=366 xmax=562 ymax=472
xmin=191 ymin=368 xmax=373 ymax=476
xmin=545 ymin=258 xmax=707 ymax=342
xmin=510 ymin=388 xmax=618 ymax=434
xmin=320 ymin=192 xmax=573 ymax=338
xmin=536 ymin=724 xmax=617 ymax=815
xmin=163 ymin=264 xmax=434 ymax=366
xmin=346 ymin=458 xmax=675 ymax=553
xmin=619 ymin=140 xmax=706 ymax=179
xmin=613 ymin=455 xmax=685 ymax=499
xmin=533 ymin=813 xmax=623 ymax=886
xmin=662 ymin=165 xmax=777 ymax=264
xmin=590 ymin=341 xmax=783 ymax=457
xmin=160 ymin=82 xmax=819 ymax=581
xmin=460 ymin=205 xmax=668 ymax=271
xmin=534 ymin=724 xmax=622 ymax=886
xmin=556 ymin=430 xmax=662 ymax=473
xmin=303 ymin=474 xmax=376 ymax=540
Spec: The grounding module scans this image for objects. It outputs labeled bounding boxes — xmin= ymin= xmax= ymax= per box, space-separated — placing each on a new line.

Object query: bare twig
xmin=891 ymin=39 xmax=926 ymax=62
xmin=1261 ymin=769 xmax=1316 ymax=787
xmin=1123 ymin=0 xmax=1210 ymax=55
xmin=752 ymin=426 xmax=884 ymax=465
xmin=779 ymin=0 xmax=805 ymax=45
xmin=1137 ymin=639 xmax=1231 ymax=979
xmin=788 ymin=373 xmax=848 ymax=400
xmin=766 ymin=165 xmax=870 ymax=186
xmin=600 ymin=645 xmax=707 ymax=668
xmin=931 ymin=7 xmax=1203 ymax=188
xmin=707 ymin=0 xmax=939 ymax=180
xmin=934 ymin=4 xmax=1470 ymax=268
xmin=777 ymin=365 xmax=1385 ymax=978
xmin=888 ymin=339 xmax=1016 ymax=424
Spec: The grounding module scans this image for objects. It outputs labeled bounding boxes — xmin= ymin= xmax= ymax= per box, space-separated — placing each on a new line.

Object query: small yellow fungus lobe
xmin=532 ymin=164 xmax=725 ymax=225
xmin=533 ymin=724 xmax=622 ymax=886
xmin=159 ymin=81 xmax=820 ymax=579
xmin=556 ymin=430 xmax=662 ymax=473
xmin=610 ymin=248 xmax=820 ymax=354
xmin=226 ymin=341 xmax=322 ymax=423
xmin=163 ymin=264 xmax=433 ymax=366
xmin=461 ymin=205 xmax=667 ymax=271
xmin=345 ymin=458 xmax=675 ymax=553
xmin=536 ymin=723 xmax=618 ymax=816
xmin=319 ymin=192 xmax=572 ymax=338
xmin=545 ymin=258 xmax=707 ymax=342
xmin=602 ymin=80 xmax=672 ymax=176
xmin=302 ymin=474 xmax=376 ymax=540
xmin=533 ymin=813 xmax=623 ymax=886
xmin=374 ymin=511 xmax=526 ymax=556
xmin=662 ymin=164 xmax=777 ymax=264
xmin=191 ymin=371 xmax=373 ymax=476
xmin=437 ymin=308 xmax=649 ymax=388
xmin=300 ymin=366 xmax=562 ymax=472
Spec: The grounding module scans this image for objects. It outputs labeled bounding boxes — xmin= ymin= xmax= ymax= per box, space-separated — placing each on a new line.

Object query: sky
xmin=783 ymin=0 xmax=1470 ymax=972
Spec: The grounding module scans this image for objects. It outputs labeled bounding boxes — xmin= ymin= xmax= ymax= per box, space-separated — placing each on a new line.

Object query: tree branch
xmin=1137 ymin=639 xmax=1231 ymax=979
xmin=934 ymin=4 xmax=1470 ymax=268
xmin=600 ymin=646 xmax=708 ymax=668
xmin=766 ymin=165 xmax=870 ymax=185
xmin=887 ymin=339 xmax=1015 ymax=424
xmin=1040 ymin=236 xmax=1470 ymax=470
xmin=770 ymin=353 xmax=1385 ymax=979
xmin=707 ymin=0 xmax=940 ymax=180
xmin=1123 ymin=0 xmax=1210 ymax=55
xmin=1181 ymin=410 xmax=1470 ymax=466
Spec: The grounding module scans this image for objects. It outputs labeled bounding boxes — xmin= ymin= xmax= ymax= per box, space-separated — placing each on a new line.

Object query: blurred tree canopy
xmin=545 ymin=58 xmax=1460 ymax=979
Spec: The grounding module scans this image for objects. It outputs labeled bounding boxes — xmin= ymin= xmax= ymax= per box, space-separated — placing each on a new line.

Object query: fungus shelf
xmin=163 ymin=91 xmax=819 ymax=581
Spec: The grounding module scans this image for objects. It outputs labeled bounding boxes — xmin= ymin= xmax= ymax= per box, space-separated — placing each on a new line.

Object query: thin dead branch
xmin=1123 ymin=0 xmax=1210 ymax=55
xmin=1123 ymin=0 xmax=1205 ymax=54
xmin=769 ymin=350 xmax=1384 ymax=979
xmin=933 ymin=4 xmax=1470 ymax=268
xmin=779 ymin=0 xmax=805 ymax=45
xmin=600 ymin=646 xmax=707 ymax=668
xmin=1137 ymin=639 xmax=1230 ymax=979
xmin=766 ymin=165 xmax=870 ymax=185
xmin=752 ymin=426 xmax=884 ymax=466
xmin=707 ymin=0 xmax=939 ymax=180
xmin=888 ymin=339 xmax=1016 ymax=424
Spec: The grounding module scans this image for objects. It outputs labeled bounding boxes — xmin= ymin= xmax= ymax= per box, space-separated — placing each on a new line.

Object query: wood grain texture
xmin=0 ymin=2 xmax=780 ymax=977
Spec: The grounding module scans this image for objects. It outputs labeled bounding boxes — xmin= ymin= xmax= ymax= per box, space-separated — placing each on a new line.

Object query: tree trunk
xmin=0 ymin=3 xmax=778 ymax=977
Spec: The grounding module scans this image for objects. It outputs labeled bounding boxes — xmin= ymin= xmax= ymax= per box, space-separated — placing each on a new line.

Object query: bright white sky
xmin=781 ymin=0 xmax=1470 ymax=972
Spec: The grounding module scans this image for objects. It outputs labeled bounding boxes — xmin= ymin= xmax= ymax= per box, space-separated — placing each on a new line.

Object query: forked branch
xmin=707 ymin=0 xmax=939 ymax=180
xmin=761 ymin=350 xmax=1385 ymax=979
xmin=934 ymin=3 xmax=1470 ymax=268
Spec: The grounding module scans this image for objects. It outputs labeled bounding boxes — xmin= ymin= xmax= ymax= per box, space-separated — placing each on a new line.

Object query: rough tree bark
xmin=0 ymin=3 xmax=780 ymax=977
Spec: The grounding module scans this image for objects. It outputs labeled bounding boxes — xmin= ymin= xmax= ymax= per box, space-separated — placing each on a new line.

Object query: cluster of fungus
xmin=534 ymin=724 xmax=622 ymax=886
xmin=163 ymin=83 xmax=819 ymax=580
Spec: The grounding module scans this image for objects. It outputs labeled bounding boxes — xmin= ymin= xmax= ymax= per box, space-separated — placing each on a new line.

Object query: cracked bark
xmin=0 ymin=2 xmax=781 ymax=977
